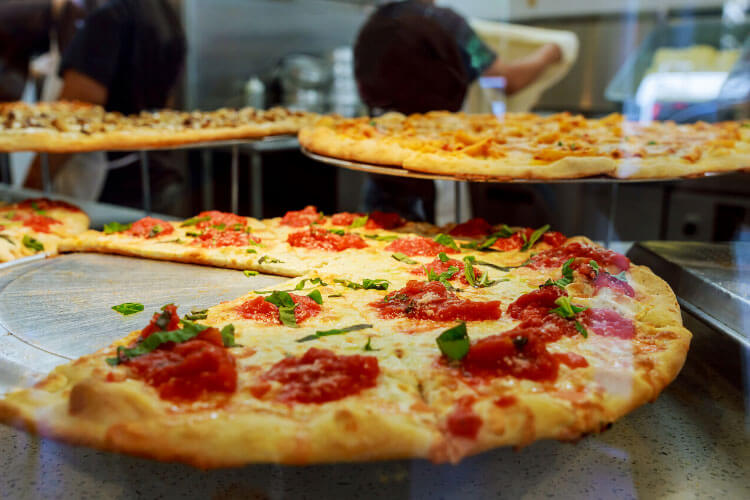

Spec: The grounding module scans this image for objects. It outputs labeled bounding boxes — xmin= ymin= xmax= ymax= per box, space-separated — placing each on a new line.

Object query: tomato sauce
xmin=287 ymin=227 xmax=367 ymax=252
xmin=190 ymin=228 xmax=259 ymax=248
xmin=491 ymin=228 xmax=567 ymax=252
xmin=528 ymin=242 xmax=630 ymax=272
xmin=236 ymin=294 xmax=321 ymax=324
xmin=410 ymin=256 xmax=481 ymax=285
xmin=330 ymin=212 xmax=358 ymax=226
xmin=385 ymin=237 xmax=460 ymax=257
xmin=260 ymin=347 xmax=379 ymax=403
xmin=140 ymin=304 xmax=180 ymax=338
xmin=371 ymin=280 xmax=502 ymax=322
xmin=582 ymin=308 xmax=635 ymax=339
xmin=125 ymin=217 xmax=175 ymax=238
xmin=192 ymin=210 xmax=248 ymax=230
xmin=506 ymin=286 xmax=580 ymax=341
xmin=366 ymin=211 xmax=405 ymax=230
xmin=127 ymin=327 xmax=237 ymax=401
xmin=13 ymin=212 xmax=60 ymax=233
xmin=280 ymin=205 xmax=324 ymax=227
xmin=18 ymin=198 xmax=82 ymax=212
xmin=446 ymin=395 xmax=482 ymax=439
xmin=448 ymin=218 xmax=491 ymax=238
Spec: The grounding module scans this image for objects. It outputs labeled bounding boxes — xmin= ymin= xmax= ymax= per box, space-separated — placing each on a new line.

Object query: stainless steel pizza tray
xmin=301 ymin=147 xmax=735 ymax=183
xmin=0 ymin=253 xmax=285 ymax=392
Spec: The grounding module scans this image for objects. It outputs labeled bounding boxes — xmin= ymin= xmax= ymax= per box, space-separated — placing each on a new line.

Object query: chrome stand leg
xmin=605 ymin=183 xmax=619 ymax=248
xmin=140 ymin=151 xmax=151 ymax=215
xmin=41 ymin=153 xmax=52 ymax=194
xmin=251 ymin=150 xmax=263 ymax=219
xmin=454 ymin=181 xmax=462 ymax=223
xmin=231 ymin=144 xmax=239 ymax=214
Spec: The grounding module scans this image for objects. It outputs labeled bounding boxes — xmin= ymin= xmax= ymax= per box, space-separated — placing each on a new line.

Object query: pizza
xmin=299 ymin=111 xmax=750 ymax=179
xmin=0 ymin=101 xmax=315 ymax=153
xmin=0 ymin=198 xmax=89 ymax=262
xmin=0 ymin=206 xmax=692 ymax=467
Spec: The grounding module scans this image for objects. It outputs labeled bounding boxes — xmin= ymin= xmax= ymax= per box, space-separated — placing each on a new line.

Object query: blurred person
xmin=354 ymin=0 xmax=561 ymax=221
xmin=23 ymin=0 xmax=186 ymax=213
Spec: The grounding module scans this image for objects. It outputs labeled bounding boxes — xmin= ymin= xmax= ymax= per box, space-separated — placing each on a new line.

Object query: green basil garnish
xmin=334 ymin=278 xmax=390 ymax=290
xmin=426 ymin=265 xmax=460 ymax=291
xmin=612 ymin=271 xmax=628 ymax=282
xmin=258 ymin=255 xmax=283 ymax=264
xmin=543 ymin=258 xmax=575 ymax=289
xmin=264 ymin=291 xmax=298 ymax=328
xmin=244 ymin=270 xmax=258 ymax=277
xmin=349 ymin=215 xmax=368 ymax=228
xmin=363 ymin=234 xmax=399 ymax=242
xmin=436 ymin=322 xmax=470 ymax=361
xmin=111 ymin=302 xmax=144 ymax=316
xmin=180 ymin=215 xmax=211 ymax=227
xmin=296 ymin=323 xmax=372 ymax=343
xmin=184 ymin=308 xmax=208 ymax=320
xmin=295 ymin=277 xmax=328 ymax=290
xmin=433 ymin=233 xmax=459 ymax=251
xmin=246 ymin=248 xmax=257 ymax=254
xmin=549 ymin=296 xmax=587 ymax=319
xmin=392 ymin=252 xmax=417 ymax=264
xmin=521 ymin=224 xmax=549 ymax=251
xmin=22 ymin=234 xmax=43 ymax=252
xmin=363 ymin=337 xmax=379 ymax=351
xmin=574 ymin=321 xmax=588 ymax=338
xmin=147 ymin=225 xmax=163 ymax=238
xmin=103 ymin=221 xmax=132 ymax=234
xmin=589 ymin=260 xmax=600 ymax=275
xmin=307 ymin=289 xmax=323 ymax=305
xmin=0 ymin=234 xmax=14 ymax=246
xmin=328 ymin=228 xmax=346 ymax=236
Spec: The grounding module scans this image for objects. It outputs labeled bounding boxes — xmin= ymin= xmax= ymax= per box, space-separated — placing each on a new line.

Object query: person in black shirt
xmin=354 ymin=0 xmax=561 ymax=221
xmin=24 ymin=0 xmax=186 ymax=212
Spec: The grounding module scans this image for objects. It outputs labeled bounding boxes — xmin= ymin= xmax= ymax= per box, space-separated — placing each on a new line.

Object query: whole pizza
xmin=0 ymin=207 xmax=691 ymax=467
xmin=299 ymin=112 xmax=750 ymax=180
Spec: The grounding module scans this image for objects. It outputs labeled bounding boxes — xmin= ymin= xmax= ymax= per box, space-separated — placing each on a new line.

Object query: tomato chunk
xmin=366 ymin=211 xmax=405 ymax=230
xmin=236 ymin=294 xmax=321 ymax=324
xmin=192 ymin=210 xmax=248 ymax=230
xmin=287 ymin=227 xmax=367 ymax=252
xmin=372 ymin=280 xmax=502 ymax=321
xmin=260 ymin=347 xmax=379 ymax=403
xmin=410 ymin=256 xmax=482 ymax=285
xmin=529 ymin=242 xmax=630 ymax=272
xmin=125 ymin=217 xmax=175 ymax=238
xmin=449 ymin=218 xmax=491 ymax=238
xmin=12 ymin=212 xmax=60 ymax=233
xmin=190 ymin=228 xmax=259 ymax=248
xmin=446 ymin=395 xmax=482 ymax=439
xmin=280 ymin=205 xmax=324 ymax=227
xmin=385 ymin=236 xmax=459 ymax=257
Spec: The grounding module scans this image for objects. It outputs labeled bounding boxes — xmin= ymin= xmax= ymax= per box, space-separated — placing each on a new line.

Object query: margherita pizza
xmin=0 ymin=206 xmax=691 ymax=467
xmin=0 ymin=198 xmax=89 ymax=262
xmin=299 ymin=112 xmax=750 ymax=179
xmin=0 ymin=101 xmax=314 ymax=152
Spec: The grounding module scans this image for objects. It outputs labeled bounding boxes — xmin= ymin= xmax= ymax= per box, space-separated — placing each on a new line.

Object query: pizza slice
xmin=0 ymin=198 xmax=89 ymax=262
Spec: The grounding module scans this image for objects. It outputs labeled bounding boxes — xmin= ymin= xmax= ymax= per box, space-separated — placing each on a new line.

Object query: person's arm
xmin=483 ymin=43 xmax=562 ymax=95
xmin=24 ymin=69 xmax=108 ymax=190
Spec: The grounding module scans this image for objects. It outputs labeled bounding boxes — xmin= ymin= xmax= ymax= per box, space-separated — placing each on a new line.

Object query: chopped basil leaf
xmin=244 ymin=270 xmax=258 ymax=277
xmin=463 ymin=256 xmax=497 ymax=288
xmin=264 ymin=291 xmax=298 ymax=328
xmin=328 ymin=228 xmax=346 ymax=236
xmin=184 ymin=308 xmax=208 ymax=320
xmin=521 ymin=224 xmax=549 ymax=251
xmin=549 ymin=296 xmax=587 ymax=320
xmin=103 ymin=221 xmax=132 ymax=234
xmin=148 ymin=225 xmax=163 ymax=238
xmin=589 ymin=260 xmax=600 ymax=275
xmin=438 ymin=252 xmax=450 ymax=263
xmin=647 ymin=140 xmax=657 ymax=145
xmin=334 ymin=278 xmax=390 ymax=290
xmin=180 ymin=215 xmax=211 ymax=227
xmin=307 ymin=289 xmax=323 ymax=305
xmin=185 ymin=230 xmax=203 ymax=237
xmin=543 ymin=258 xmax=575 ymax=289
xmin=296 ymin=323 xmax=372 ymax=343
xmin=574 ymin=320 xmax=588 ymax=339
xmin=363 ymin=337 xmax=379 ymax=351
xmin=111 ymin=302 xmax=144 ymax=316
xmin=363 ymin=233 xmax=399 ymax=242
xmin=220 ymin=323 xmax=240 ymax=347
xmin=157 ymin=238 xmax=182 ymax=244
xmin=246 ymin=248 xmax=257 ymax=254
xmin=295 ymin=277 xmax=328 ymax=290
xmin=557 ymin=141 xmax=564 ymax=147
xmin=433 ymin=233 xmax=459 ymax=251
xmin=30 ymin=201 xmax=46 ymax=214
xmin=22 ymin=234 xmax=43 ymax=252
xmin=426 ymin=265 xmax=460 ymax=291
xmin=328 ymin=293 xmax=343 ymax=298
xmin=392 ymin=252 xmax=417 ymax=264
xmin=212 ymin=223 xmax=226 ymax=231
xmin=436 ymin=322 xmax=470 ymax=361
xmin=232 ymin=223 xmax=245 ymax=231
xmin=0 ymin=234 xmax=14 ymax=246
xmin=258 ymin=255 xmax=283 ymax=264
xmin=349 ymin=215 xmax=368 ymax=228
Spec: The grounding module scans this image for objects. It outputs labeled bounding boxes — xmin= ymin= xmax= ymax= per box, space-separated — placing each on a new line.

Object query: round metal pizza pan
xmin=302 ymin=147 xmax=733 ymax=183
xmin=0 ymin=253 xmax=284 ymax=389
xmin=114 ymin=134 xmax=298 ymax=152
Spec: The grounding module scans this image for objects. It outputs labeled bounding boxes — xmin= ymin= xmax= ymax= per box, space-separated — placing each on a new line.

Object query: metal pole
xmin=605 ymin=183 xmax=619 ymax=248
xmin=0 ymin=153 xmax=9 ymax=184
xmin=41 ymin=153 xmax=52 ymax=194
xmin=454 ymin=181 xmax=462 ymax=223
xmin=231 ymin=144 xmax=239 ymax=214
xmin=140 ymin=150 xmax=151 ymax=215
xmin=251 ymin=150 xmax=263 ymax=218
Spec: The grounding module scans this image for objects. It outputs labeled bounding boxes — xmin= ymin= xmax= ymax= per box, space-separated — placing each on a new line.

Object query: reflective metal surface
xmin=0 ymin=254 xmax=285 ymax=392
xmin=628 ymin=241 xmax=750 ymax=348
xmin=302 ymin=148 xmax=720 ymax=184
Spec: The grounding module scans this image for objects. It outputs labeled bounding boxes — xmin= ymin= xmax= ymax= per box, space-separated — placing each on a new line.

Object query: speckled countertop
xmin=1 ymin=344 xmax=747 ymax=500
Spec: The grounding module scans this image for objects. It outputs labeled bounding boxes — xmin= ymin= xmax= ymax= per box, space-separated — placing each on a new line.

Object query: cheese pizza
xmin=0 ymin=207 xmax=691 ymax=467
xmin=299 ymin=112 xmax=750 ymax=179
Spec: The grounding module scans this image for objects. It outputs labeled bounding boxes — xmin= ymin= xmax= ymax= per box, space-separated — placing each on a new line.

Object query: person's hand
xmin=541 ymin=43 xmax=563 ymax=65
